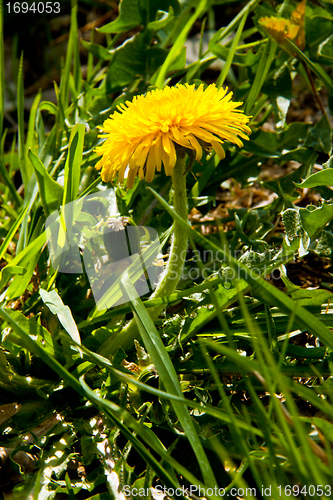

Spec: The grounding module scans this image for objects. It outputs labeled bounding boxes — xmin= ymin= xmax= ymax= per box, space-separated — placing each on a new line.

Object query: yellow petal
xmin=146 ymin=145 xmax=156 ymax=182
xmin=127 ymin=166 xmax=139 ymax=188
xmin=155 ymin=137 xmax=162 ymax=172
xmin=187 ymin=135 xmax=203 ymax=161
xmin=136 ymin=147 xmax=149 ymax=168
xmin=161 ymin=145 xmax=170 ymax=170
xmin=162 ymin=133 xmax=172 ymax=154
xmin=211 ymin=141 xmax=225 ymax=160
xmin=118 ymin=163 xmax=128 ymax=184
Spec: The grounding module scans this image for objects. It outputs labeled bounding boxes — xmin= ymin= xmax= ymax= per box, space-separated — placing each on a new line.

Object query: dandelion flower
xmin=95 ymin=83 xmax=251 ymax=189
xmin=98 ymin=83 xmax=251 ymax=359
xmin=259 ymin=16 xmax=300 ymax=46
xmin=259 ymin=0 xmax=306 ymax=50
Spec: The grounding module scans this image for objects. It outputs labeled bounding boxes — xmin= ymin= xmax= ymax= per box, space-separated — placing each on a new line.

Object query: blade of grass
xmin=25 ymin=90 xmax=42 ymax=155
xmin=120 ymin=271 xmax=217 ymax=489
xmin=71 ymin=0 xmax=81 ymax=94
xmin=208 ymin=0 xmax=261 ymax=52
xmin=236 ymin=290 xmax=310 ymax=482
xmin=285 ymin=38 xmax=333 ymax=97
xmin=87 ymin=29 xmax=95 ymax=84
xmin=0 ymin=232 xmax=46 ymax=297
xmin=201 ymin=342 xmax=279 ymax=489
xmin=28 ymin=149 xmax=64 ymax=217
xmin=244 ymin=39 xmax=277 ymax=114
xmin=17 ymin=52 xmax=33 ymax=188
xmin=62 ymin=123 xmax=85 ymax=207
xmin=216 ymin=9 xmax=248 ymax=89
xmin=0 ymin=203 xmax=29 ymax=261
xmin=38 ymin=123 xmax=57 ymax=163
xmin=60 ymin=0 xmax=77 ymax=109
xmin=189 ymin=149 xmax=219 ymax=198
xmin=206 ymin=327 xmax=330 ymax=485
xmin=154 ymin=0 xmax=208 ymax=88
xmin=0 ymin=157 xmax=22 ymax=207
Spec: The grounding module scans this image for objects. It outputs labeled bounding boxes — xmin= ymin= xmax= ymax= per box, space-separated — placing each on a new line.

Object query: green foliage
xmin=1 ymin=0 xmax=333 ymax=498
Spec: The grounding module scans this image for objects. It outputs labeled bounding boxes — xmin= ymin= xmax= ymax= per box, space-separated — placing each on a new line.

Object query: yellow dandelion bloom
xmin=95 ymin=83 xmax=251 ymax=189
xmin=259 ymin=0 xmax=306 ymax=50
xmin=259 ymin=16 xmax=300 ymax=46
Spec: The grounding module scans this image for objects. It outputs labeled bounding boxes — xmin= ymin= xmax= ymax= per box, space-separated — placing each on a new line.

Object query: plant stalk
xmin=99 ymin=154 xmax=189 ymax=357
xmin=302 ymin=61 xmax=326 ymax=115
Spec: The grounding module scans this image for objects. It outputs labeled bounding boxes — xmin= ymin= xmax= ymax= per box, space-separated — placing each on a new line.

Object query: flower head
xmin=259 ymin=17 xmax=299 ymax=46
xmin=259 ymin=0 xmax=306 ymax=50
xmin=95 ymin=83 xmax=251 ymax=188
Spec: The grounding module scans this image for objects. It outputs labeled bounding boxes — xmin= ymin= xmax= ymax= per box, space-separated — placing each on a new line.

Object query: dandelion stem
xmin=99 ymin=154 xmax=189 ymax=356
xmin=151 ymin=154 xmax=189 ymax=300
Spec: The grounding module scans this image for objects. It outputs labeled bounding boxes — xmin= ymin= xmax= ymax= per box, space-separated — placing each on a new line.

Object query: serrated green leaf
xmin=307 ymin=15 xmax=333 ymax=59
xmin=312 ymin=418 xmax=333 ymax=444
xmin=304 ymin=114 xmax=332 ymax=155
xmin=318 ymin=34 xmax=333 ymax=63
xmin=290 ymin=288 xmax=333 ymax=306
xmin=98 ymin=0 xmax=142 ymax=33
xmin=106 ymin=32 xmax=166 ymax=92
xmin=180 ymin=282 xmax=249 ymax=344
xmin=299 ymin=202 xmax=333 ymax=239
xmin=312 ymin=230 xmax=333 ymax=257
xmin=280 ymin=344 xmax=327 ymax=359
xmin=80 ymin=40 xmax=114 ymax=61
xmin=2 ymin=308 xmax=62 ymax=358
xmin=295 ymin=168 xmax=333 ymax=189
xmin=147 ymin=6 xmax=174 ymax=31
xmin=0 ymin=265 xmax=26 ymax=292
xmin=263 ymin=151 xmax=316 ymax=197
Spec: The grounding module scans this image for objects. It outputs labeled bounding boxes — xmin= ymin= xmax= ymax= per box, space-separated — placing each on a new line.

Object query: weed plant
xmin=1 ymin=0 xmax=333 ymax=498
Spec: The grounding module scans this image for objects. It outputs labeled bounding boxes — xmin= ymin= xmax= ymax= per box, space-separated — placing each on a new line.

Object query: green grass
xmin=1 ymin=0 xmax=333 ymax=498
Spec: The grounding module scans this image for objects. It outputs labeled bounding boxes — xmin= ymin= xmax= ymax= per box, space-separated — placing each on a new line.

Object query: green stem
xmin=99 ymin=155 xmax=189 ymax=357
